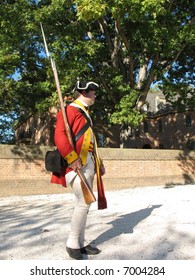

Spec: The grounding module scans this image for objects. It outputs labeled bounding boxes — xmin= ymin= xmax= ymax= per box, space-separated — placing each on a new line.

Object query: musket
xmin=40 ymin=23 xmax=96 ymax=205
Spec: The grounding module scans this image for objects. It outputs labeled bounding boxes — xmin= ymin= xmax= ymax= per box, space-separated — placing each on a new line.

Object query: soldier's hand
xmin=69 ymin=158 xmax=82 ymax=172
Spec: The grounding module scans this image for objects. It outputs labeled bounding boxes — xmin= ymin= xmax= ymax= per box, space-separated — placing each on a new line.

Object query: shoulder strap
xmin=73 ymin=108 xmax=92 ymax=143
xmin=74 ymin=121 xmax=90 ymax=142
xmin=77 ymin=108 xmax=92 ymax=124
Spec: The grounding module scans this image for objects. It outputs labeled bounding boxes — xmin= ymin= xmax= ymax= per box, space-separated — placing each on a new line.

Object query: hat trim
xmin=76 ymin=81 xmax=99 ymax=90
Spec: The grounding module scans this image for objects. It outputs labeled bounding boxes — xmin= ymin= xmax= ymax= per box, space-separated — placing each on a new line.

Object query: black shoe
xmin=80 ymin=245 xmax=101 ymax=255
xmin=66 ymin=246 xmax=83 ymax=260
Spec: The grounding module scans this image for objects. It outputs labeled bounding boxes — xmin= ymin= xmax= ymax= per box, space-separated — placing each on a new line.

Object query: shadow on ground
xmin=94 ymin=205 xmax=162 ymax=245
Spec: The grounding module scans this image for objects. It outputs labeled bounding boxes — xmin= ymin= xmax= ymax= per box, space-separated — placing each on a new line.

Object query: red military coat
xmin=51 ymin=101 xmax=92 ymax=187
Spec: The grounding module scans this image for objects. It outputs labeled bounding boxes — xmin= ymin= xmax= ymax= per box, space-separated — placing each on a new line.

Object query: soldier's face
xmin=85 ymin=90 xmax=96 ymax=106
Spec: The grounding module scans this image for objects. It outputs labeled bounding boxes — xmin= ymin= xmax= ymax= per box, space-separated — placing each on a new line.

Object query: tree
xmin=0 ymin=0 xmax=50 ymax=142
xmin=75 ymin=0 xmax=195 ymax=124
xmin=0 ymin=0 xmax=194 ymax=143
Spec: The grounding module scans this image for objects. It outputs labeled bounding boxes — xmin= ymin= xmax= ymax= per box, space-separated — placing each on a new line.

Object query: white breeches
xmin=66 ymin=153 xmax=95 ymax=249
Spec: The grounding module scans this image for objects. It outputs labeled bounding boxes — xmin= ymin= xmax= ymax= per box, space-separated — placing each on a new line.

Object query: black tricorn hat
xmin=74 ymin=81 xmax=99 ymax=92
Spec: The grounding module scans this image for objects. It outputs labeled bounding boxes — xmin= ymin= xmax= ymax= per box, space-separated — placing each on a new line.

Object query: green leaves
xmin=76 ymin=0 xmax=107 ymax=21
xmin=110 ymin=90 xmax=145 ymax=126
xmin=0 ymin=0 xmax=194 ymax=143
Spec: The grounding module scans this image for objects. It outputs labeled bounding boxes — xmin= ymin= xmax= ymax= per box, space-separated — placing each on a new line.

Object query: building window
xmin=96 ymin=133 xmax=107 ymax=147
xmin=158 ymin=120 xmax=163 ymax=132
xmin=143 ymin=121 xmax=149 ymax=133
xmin=186 ymin=115 xmax=192 ymax=127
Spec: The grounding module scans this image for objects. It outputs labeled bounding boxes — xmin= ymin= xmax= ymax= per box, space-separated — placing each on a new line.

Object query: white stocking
xmin=66 ymin=154 xmax=95 ymax=249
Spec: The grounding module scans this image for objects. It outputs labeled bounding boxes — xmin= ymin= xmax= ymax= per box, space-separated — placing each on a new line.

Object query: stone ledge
xmin=0 ymin=145 xmax=195 ymax=161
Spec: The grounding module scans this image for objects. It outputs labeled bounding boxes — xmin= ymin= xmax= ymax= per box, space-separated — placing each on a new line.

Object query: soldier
xmin=51 ymin=81 xmax=107 ymax=259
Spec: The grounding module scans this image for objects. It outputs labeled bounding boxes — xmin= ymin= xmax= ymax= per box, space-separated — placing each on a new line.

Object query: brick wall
xmin=0 ymin=145 xmax=194 ymax=197
xmin=127 ymin=110 xmax=195 ymax=149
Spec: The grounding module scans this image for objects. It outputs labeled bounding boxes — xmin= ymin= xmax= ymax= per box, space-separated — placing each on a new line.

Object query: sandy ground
xmin=0 ymin=184 xmax=195 ymax=260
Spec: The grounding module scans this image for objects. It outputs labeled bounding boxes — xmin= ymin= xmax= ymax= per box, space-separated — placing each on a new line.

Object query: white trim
xmin=76 ymin=81 xmax=99 ymax=90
